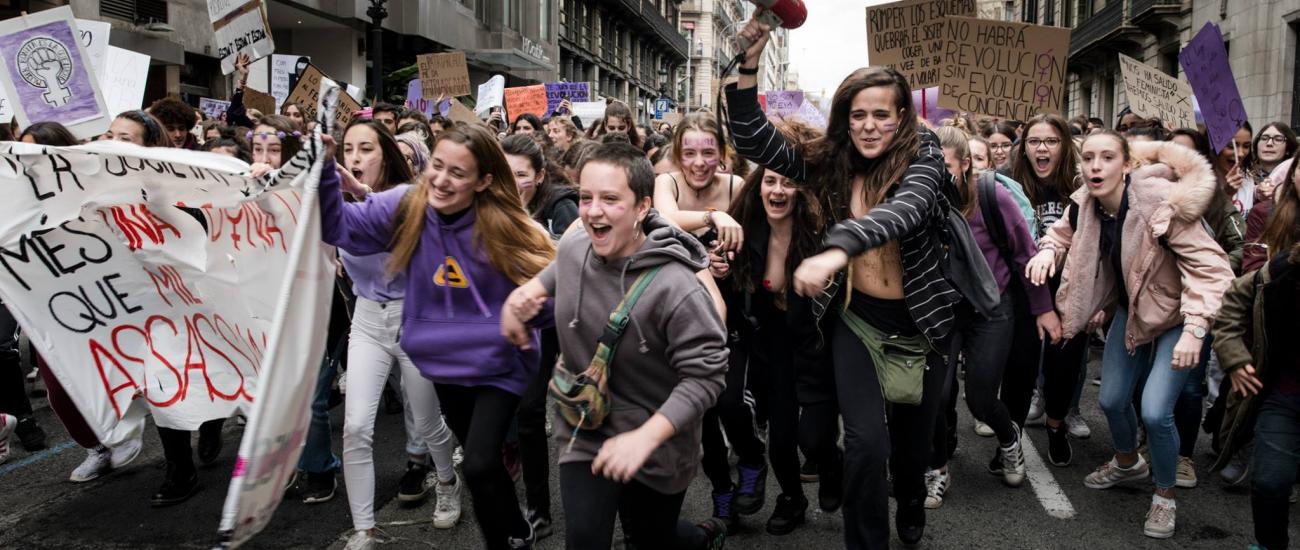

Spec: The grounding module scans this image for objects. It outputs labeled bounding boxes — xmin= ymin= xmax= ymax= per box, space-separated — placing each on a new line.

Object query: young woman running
xmin=731 ymin=17 xmax=958 ymax=549
xmin=500 ymin=141 xmax=730 ymax=550
xmin=1026 ymin=132 xmax=1233 ymax=539
xmin=333 ymin=119 xmax=461 ymax=550
xmin=320 ymin=123 xmax=553 ymax=550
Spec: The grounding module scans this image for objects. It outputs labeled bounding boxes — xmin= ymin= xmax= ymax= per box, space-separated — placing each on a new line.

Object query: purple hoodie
xmin=319 ymin=167 xmax=539 ymax=395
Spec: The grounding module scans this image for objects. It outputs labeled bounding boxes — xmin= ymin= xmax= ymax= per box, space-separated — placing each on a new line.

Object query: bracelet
xmin=705 ymin=207 xmax=717 ymax=226
xmin=738 ymin=66 xmax=759 ymax=75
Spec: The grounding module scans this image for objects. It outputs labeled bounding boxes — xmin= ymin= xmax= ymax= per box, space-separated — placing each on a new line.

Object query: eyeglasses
xmin=1259 ymin=135 xmax=1289 ymax=145
xmin=1026 ymin=138 xmax=1062 ymax=149
xmin=989 ymin=143 xmax=1014 ymax=151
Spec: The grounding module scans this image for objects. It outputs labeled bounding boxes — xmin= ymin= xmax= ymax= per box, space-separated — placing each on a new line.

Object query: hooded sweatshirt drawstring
xmin=570 ymin=248 xmax=593 ymax=328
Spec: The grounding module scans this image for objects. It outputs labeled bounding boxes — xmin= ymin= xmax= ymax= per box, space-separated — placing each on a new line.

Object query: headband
xmin=246 ymin=130 xmax=302 ymax=140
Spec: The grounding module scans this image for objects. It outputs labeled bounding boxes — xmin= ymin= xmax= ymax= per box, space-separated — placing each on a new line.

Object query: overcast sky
xmin=787 ymin=0 xmax=894 ymax=97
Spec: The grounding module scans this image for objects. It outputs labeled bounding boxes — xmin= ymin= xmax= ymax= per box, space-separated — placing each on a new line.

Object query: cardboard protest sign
xmin=74 ymin=18 xmax=109 ymax=78
xmin=545 ymin=82 xmax=590 ymax=115
xmin=286 ymin=64 xmax=361 ymax=129
xmin=912 ymin=87 xmax=957 ymax=126
xmin=244 ymin=86 xmax=277 ymax=116
xmin=475 ymin=75 xmax=505 ymax=115
xmin=447 ymin=99 xmax=480 ymax=126
xmin=97 ymin=46 xmax=149 ymax=118
xmin=571 ymin=100 xmax=606 ymax=127
xmin=867 ymin=0 xmax=976 ymax=89
xmin=1179 ymin=23 xmax=1247 ymax=152
xmin=210 ymin=0 xmax=275 ymax=75
xmin=271 ymin=54 xmax=310 ymax=110
xmin=0 ymin=6 xmax=110 ymax=140
xmin=1118 ymin=53 xmax=1195 ymax=131
xmin=764 ymin=90 xmax=804 ymax=117
xmin=660 ymin=111 xmax=683 ymax=128
xmin=504 ymin=85 xmax=547 ymax=123
xmin=416 ymin=51 xmax=471 ymax=98
xmin=938 ymin=16 xmax=1071 ymax=120
xmin=200 ymin=97 xmax=232 ymax=120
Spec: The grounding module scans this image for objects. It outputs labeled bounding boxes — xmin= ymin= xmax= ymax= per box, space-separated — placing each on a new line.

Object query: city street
xmin=0 ymin=352 xmax=1290 ymax=549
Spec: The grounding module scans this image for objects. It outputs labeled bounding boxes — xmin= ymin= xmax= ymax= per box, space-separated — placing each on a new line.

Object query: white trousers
xmin=342 ymin=297 xmax=455 ymax=530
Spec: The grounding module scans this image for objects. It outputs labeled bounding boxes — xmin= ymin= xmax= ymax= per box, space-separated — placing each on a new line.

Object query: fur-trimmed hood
xmin=1069 ymin=140 xmax=1218 ymax=238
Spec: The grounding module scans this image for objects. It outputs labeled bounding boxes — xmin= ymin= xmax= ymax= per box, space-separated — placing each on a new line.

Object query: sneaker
xmin=711 ymin=490 xmax=737 ymax=532
xmin=896 ymin=498 xmax=925 ymax=546
xmin=734 ymin=462 xmax=768 ymax=515
xmin=70 ymin=447 xmax=112 ymax=482
xmin=300 ymin=471 xmax=337 ymax=504
xmin=343 ymin=530 xmax=376 ymax=550
xmin=507 ymin=520 xmax=536 ymax=549
xmin=1220 ymin=444 xmax=1252 ymax=486
xmin=1143 ymin=496 xmax=1177 ymax=539
xmin=109 ymin=436 xmax=143 ymax=469
xmin=1084 ymin=456 xmax=1150 ymax=489
xmin=15 ymin=416 xmax=46 ymax=451
xmin=525 ymin=506 xmax=552 ymax=540
xmin=923 ymin=469 xmax=950 ymax=509
xmin=398 ymin=461 xmax=432 ymax=503
xmin=697 ymin=517 xmax=728 ymax=550
xmin=999 ymin=430 xmax=1027 ymax=488
xmin=433 ymin=474 xmax=464 ymax=530
xmin=1065 ymin=409 xmax=1092 ymax=439
xmin=1026 ymin=389 xmax=1045 ymax=425
xmin=765 ymin=493 xmax=807 ymax=535
xmin=1137 ymin=443 xmax=1151 ymax=465
xmin=0 ymin=413 xmax=16 ymax=465
xmin=1175 ymin=456 xmax=1198 ymax=488
xmin=987 ymin=451 xmax=1004 ymax=476
xmin=1047 ymin=425 xmax=1072 ymax=467
xmin=799 ymin=458 xmax=819 ymax=482
xmin=150 ymin=464 xmax=200 ymax=507
xmin=973 ymin=420 xmax=995 ymax=437
xmin=818 ymin=451 xmax=844 ymax=512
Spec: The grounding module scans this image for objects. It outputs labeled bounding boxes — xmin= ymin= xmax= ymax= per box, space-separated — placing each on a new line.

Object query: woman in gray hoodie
xmin=502 ymin=142 xmax=730 ymax=550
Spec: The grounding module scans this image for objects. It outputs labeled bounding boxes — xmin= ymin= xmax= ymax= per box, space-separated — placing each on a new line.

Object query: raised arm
xmin=318 ymin=161 xmax=404 ymax=256
xmin=726 ymin=17 xmax=808 ymax=182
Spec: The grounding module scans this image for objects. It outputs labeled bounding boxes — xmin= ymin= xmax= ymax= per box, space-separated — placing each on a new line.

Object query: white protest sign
xmin=1117 ymin=54 xmax=1195 ymax=130
xmin=97 ymin=46 xmax=150 ymax=118
xmin=0 ymin=89 xmax=12 ymax=123
xmin=475 ymin=74 xmax=505 ymax=115
xmin=271 ymin=54 xmax=310 ymax=111
xmin=210 ymin=0 xmax=276 ymax=75
xmin=0 ymin=6 xmax=110 ymax=140
xmin=74 ymin=18 xmax=110 ymax=78
xmin=217 ymin=83 xmax=336 ymax=547
xmin=571 ymin=100 xmax=606 ymax=127
xmin=200 ymin=97 xmax=231 ymax=120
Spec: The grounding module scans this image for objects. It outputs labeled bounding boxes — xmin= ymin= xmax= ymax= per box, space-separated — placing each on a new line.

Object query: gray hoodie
xmin=537 ymin=209 xmax=728 ymax=494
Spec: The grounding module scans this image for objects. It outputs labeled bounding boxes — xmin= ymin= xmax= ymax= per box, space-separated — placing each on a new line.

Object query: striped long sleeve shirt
xmin=724 ymin=84 xmax=962 ymax=345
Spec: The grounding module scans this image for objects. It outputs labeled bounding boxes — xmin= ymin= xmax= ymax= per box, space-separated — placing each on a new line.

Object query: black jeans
xmin=435 ymin=383 xmax=529 ymax=549
xmin=832 ymin=307 xmax=948 ymax=549
xmin=517 ymin=327 xmax=559 ymax=517
xmin=999 ymin=289 xmax=1041 ymax=427
xmin=962 ymin=298 xmax=1018 ymax=444
xmin=701 ymin=298 xmax=766 ymax=493
xmin=747 ymin=293 xmax=814 ymax=499
xmin=0 ymin=304 xmax=32 ymax=419
xmin=156 ymin=419 xmax=226 ymax=474
xmin=1251 ymin=390 xmax=1300 ymax=550
xmin=1041 ymin=334 xmax=1088 ymax=421
xmin=559 ymin=462 xmax=707 ymax=550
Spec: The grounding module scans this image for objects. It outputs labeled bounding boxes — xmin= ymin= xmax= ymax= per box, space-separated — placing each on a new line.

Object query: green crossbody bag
xmin=839 ymin=308 xmax=931 ymax=405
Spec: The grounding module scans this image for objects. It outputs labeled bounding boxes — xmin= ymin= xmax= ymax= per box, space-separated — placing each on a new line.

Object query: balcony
xmin=1129 ymin=0 xmax=1184 ymax=32
xmin=714 ymin=2 xmax=733 ymax=32
xmin=611 ymin=0 xmax=689 ymax=59
xmin=1069 ymin=1 xmax=1145 ymax=60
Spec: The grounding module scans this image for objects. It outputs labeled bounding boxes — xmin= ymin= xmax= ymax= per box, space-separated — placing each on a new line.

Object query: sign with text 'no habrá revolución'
xmin=866 ymin=0 xmax=975 ymax=90
xmin=938 ymin=16 xmax=1070 ymax=120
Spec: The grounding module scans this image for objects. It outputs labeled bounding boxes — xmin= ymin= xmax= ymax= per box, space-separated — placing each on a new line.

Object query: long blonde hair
xmin=387 ymin=124 xmax=554 ymax=284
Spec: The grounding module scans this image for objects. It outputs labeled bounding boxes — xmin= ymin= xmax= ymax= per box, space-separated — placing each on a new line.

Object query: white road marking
xmin=1021 ymin=435 xmax=1077 ymax=519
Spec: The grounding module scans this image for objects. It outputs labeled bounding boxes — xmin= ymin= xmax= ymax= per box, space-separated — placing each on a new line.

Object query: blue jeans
xmin=1252 ymin=391 xmax=1300 ymax=550
xmin=1097 ymin=308 xmax=1189 ymax=489
xmin=298 ymin=341 xmax=343 ymax=474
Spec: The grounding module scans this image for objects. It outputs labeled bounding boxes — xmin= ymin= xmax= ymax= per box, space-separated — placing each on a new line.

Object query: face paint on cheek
xmin=880 ymin=122 xmax=898 ymax=134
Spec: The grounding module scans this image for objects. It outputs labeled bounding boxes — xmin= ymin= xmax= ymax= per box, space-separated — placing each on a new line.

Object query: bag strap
xmin=978 ymin=173 xmax=1013 ymax=265
xmin=590 ymin=265 xmax=665 ymax=371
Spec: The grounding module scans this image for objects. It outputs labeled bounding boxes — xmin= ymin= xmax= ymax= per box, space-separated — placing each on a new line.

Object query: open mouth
xmin=351 ymin=168 xmax=364 ymax=181
xmin=767 ymin=196 xmax=790 ymax=210
xmin=1035 ymin=157 xmax=1051 ymax=171
xmin=1087 ymin=176 xmax=1105 ymax=188
xmin=589 ymin=223 xmax=612 ymax=240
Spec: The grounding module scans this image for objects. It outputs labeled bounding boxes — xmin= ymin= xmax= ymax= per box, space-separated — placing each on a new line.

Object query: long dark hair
xmin=1252 ymin=122 xmax=1299 ymax=169
xmin=501 ymin=133 xmax=571 ymax=219
xmin=343 ymin=118 xmax=414 ymax=192
xmin=806 ymin=66 xmax=919 ymax=221
xmin=1011 ymin=114 xmax=1080 ymax=206
xmin=1259 ymin=148 xmax=1300 ymax=261
xmin=20 ymin=121 xmax=78 ymax=146
xmin=728 ymin=120 xmax=825 ymax=295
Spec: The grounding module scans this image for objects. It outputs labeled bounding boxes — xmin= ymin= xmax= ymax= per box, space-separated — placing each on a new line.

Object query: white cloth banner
xmin=210 ymin=0 xmax=276 ymax=75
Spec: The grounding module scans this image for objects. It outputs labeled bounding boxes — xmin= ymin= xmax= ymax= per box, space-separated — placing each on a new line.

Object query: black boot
xmin=896 ymin=498 xmax=925 ymax=547
xmin=150 ymin=463 xmax=200 ymax=507
xmin=197 ymin=420 xmax=224 ymax=466
xmin=818 ymin=449 xmax=843 ymax=512
xmin=765 ymin=493 xmax=808 ymax=535
xmin=733 ymin=461 xmax=768 ymax=515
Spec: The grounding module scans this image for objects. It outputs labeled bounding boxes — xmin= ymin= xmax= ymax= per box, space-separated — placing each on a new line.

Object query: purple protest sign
xmin=764 ymin=91 xmax=804 ymax=117
xmin=545 ymin=82 xmax=589 ymax=115
xmin=0 ymin=6 xmax=108 ymax=139
xmin=1179 ymin=23 xmax=1247 ymax=152
xmin=911 ymin=87 xmax=956 ymax=126
xmin=404 ymin=79 xmax=450 ymax=119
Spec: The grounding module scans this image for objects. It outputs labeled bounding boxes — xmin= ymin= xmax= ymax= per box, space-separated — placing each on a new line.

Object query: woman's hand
xmin=592 ymin=425 xmax=661 ymax=483
xmin=1170 ymin=331 xmax=1203 ymax=370
xmin=337 ymin=163 xmax=370 ymax=199
xmin=1025 ymin=249 xmax=1057 ymax=286
xmin=707 ymin=246 xmax=731 ymax=279
xmin=249 ymin=163 xmax=273 ymax=179
xmin=558 ymin=98 xmax=573 ymax=114
xmin=1036 ymin=310 xmax=1063 ymax=344
xmin=737 ymin=16 xmax=772 ymax=66
xmin=500 ymin=306 xmax=532 ymax=351
xmin=503 ymin=279 xmax=549 ymax=325
xmin=709 ymin=211 xmax=744 ymax=253
xmin=793 ymin=249 xmax=849 ymax=298
xmin=1225 ymin=167 xmax=1244 ymax=193
xmin=1228 ymin=364 xmax=1264 ymax=396
xmin=1085 ymin=310 xmax=1107 ymax=334
xmin=235 ymin=53 xmax=250 ymax=89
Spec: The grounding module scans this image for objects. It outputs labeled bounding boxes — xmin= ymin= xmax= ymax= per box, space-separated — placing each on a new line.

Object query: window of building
xmin=1003 ymin=1 xmax=1015 ymax=22
xmin=1044 ymin=0 xmax=1055 ymax=25
xmin=101 ymin=0 xmax=168 ymax=24
xmin=1023 ymin=0 xmax=1038 ymax=24
xmin=540 ymin=0 xmax=550 ymax=40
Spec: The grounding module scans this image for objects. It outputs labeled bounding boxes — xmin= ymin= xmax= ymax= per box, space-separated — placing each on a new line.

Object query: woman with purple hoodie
xmin=319 ymin=124 xmax=555 ymax=549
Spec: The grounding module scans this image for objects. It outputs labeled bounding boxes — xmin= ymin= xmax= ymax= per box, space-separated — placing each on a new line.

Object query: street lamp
xmin=367 ymin=0 xmax=388 ymax=101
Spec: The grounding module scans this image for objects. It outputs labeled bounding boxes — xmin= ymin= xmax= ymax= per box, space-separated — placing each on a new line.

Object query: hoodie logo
xmin=434 ymin=256 xmax=469 ymax=288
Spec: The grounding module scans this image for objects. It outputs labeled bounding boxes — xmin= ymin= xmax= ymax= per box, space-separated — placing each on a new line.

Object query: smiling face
xmin=1080 ymin=134 xmax=1130 ymax=202
xmin=427 ymin=140 xmax=491 ymax=215
xmin=105 ymin=117 xmax=147 ymax=145
xmin=987 ymin=132 xmax=1013 ymax=167
xmin=847 ymin=86 xmax=901 ymax=160
xmin=579 ymin=161 xmax=650 ymax=260
xmin=759 ymin=170 xmax=798 ymax=221
xmin=1025 ymin=122 xmax=1064 ymax=180
xmin=969 ymin=139 xmax=990 ymax=171
xmin=679 ymin=130 xmax=721 ymax=188
xmin=1218 ymin=127 xmax=1253 ymax=171
xmin=506 ymin=153 xmax=540 ymax=206
xmin=1257 ymin=126 xmax=1289 ymax=165
xmin=344 ymin=125 xmax=385 ymax=189
xmin=251 ymin=125 xmax=284 ymax=168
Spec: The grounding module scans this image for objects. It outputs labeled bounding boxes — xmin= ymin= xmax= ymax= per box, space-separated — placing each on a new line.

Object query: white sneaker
xmin=1026 ymin=389 xmax=1045 ymax=425
xmin=452 ymin=446 xmax=464 ymax=468
xmin=924 ymin=469 xmax=950 ymax=509
xmin=1084 ymin=456 xmax=1150 ymax=489
xmin=1065 ymin=409 xmax=1091 ymax=439
xmin=973 ymin=420 xmax=995 ymax=437
xmin=0 ymin=413 xmax=15 ymax=465
xmin=109 ymin=435 xmax=143 ymax=469
xmin=432 ymin=473 xmax=463 ymax=529
xmin=70 ymin=447 xmax=112 ymax=482
xmin=343 ymin=529 xmax=376 ymax=550
xmin=999 ymin=430 xmax=1027 ymax=488
xmin=1143 ymin=496 xmax=1176 ymax=539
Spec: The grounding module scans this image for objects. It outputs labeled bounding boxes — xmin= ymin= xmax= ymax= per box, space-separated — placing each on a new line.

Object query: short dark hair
xmin=577 ymin=142 xmax=655 ymax=201
xmin=428 ymin=115 xmax=451 ymax=129
xmin=373 ymin=102 xmax=401 ymax=118
xmin=399 ymin=108 xmax=429 ymax=124
xmin=148 ymin=97 xmax=198 ymax=129
xmin=202 ymin=137 xmax=252 ymax=163
xmin=1087 ymin=117 xmax=1105 ymax=128
xmin=20 ymin=121 xmax=79 ymax=146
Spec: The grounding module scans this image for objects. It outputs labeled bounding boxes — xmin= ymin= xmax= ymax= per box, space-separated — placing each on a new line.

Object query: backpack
xmin=978 ymin=175 xmax=1014 ymax=267
xmin=939 ymin=194 xmax=1001 ymax=319
xmin=984 ymin=171 xmax=1038 ymax=238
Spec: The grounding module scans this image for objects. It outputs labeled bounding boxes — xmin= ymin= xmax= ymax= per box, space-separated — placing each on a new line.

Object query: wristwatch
xmin=1185 ymin=325 xmax=1207 ymax=339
